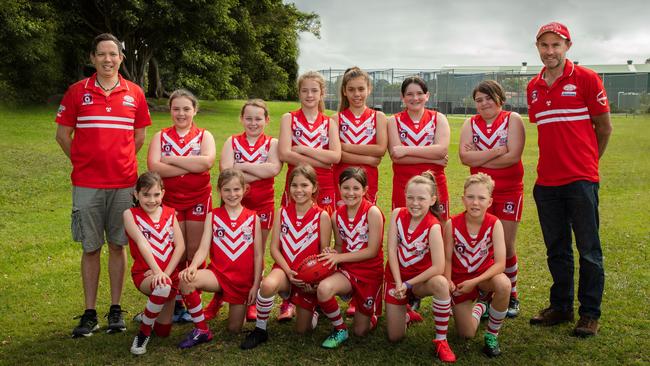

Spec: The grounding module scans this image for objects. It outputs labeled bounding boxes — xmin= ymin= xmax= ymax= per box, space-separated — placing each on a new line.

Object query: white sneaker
xmin=130 ymin=332 xmax=150 ymax=355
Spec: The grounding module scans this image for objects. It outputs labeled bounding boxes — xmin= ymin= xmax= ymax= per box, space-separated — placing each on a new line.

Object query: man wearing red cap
xmin=527 ymin=22 xmax=612 ymax=337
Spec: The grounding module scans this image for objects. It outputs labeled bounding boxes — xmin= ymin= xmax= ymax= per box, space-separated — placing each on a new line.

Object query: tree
xmin=0 ymin=0 xmax=63 ymax=102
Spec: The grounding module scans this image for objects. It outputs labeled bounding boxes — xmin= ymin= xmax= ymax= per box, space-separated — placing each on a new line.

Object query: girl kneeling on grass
xmin=241 ymin=165 xmax=332 ymax=350
xmin=214 ymin=99 xmax=281 ymax=322
xmin=384 ymin=172 xmax=456 ymax=363
xmin=147 ymin=89 xmax=216 ymax=322
xmin=444 ymin=173 xmax=510 ymax=358
xmin=179 ymin=169 xmax=263 ymax=341
xmin=316 ymin=167 xmax=385 ymax=349
xmin=124 ymin=172 xmax=209 ymax=355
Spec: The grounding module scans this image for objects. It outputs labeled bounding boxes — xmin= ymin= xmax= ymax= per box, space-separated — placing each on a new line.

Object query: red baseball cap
xmin=536 ymin=22 xmax=571 ymax=41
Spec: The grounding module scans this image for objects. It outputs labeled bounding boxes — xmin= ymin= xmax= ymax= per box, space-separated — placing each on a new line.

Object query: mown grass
xmin=0 ymin=102 xmax=648 ymax=365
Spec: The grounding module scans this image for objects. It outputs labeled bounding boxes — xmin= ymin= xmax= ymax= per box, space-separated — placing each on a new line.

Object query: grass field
xmin=0 ymin=101 xmax=648 ymax=365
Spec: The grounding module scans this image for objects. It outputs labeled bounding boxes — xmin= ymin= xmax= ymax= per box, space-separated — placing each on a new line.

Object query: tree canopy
xmin=0 ymin=0 xmax=320 ymax=103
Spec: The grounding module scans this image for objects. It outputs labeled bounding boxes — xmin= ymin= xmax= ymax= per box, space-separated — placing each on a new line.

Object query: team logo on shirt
xmin=162 ymin=143 xmax=172 ymax=156
xmin=597 ymin=90 xmax=608 ymax=106
xmin=531 ymin=90 xmax=538 ymax=103
xmin=294 ymin=130 xmax=302 ymax=137
xmin=57 ymin=105 xmax=66 ymax=116
xmin=214 ymin=227 xmax=225 ymax=238
xmin=259 ymin=213 xmax=268 ymax=222
xmin=399 ymin=130 xmax=407 ymax=142
xmin=242 ymin=226 xmax=253 ymax=243
xmin=322 ymin=196 xmax=332 ymax=205
xmin=140 ymin=227 xmax=151 ymax=239
xmin=281 ymin=223 xmax=289 ymax=235
xmin=122 ymin=95 xmax=136 ymax=107
xmin=82 ymin=93 xmax=93 ymax=105
xmin=341 ymin=123 xmax=348 ymax=132
xmin=234 ymin=149 xmax=242 ymax=162
xmin=503 ymin=202 xmax=515 ymax=214
xmin=472 ymin=134 xmax=479 ymax=144
xmin=363 ymin=297 xmax=374 ymax=310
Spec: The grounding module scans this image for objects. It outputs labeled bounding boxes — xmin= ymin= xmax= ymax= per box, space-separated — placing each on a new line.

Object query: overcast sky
xmin=290 ymin=0 xmax=650 ymax=72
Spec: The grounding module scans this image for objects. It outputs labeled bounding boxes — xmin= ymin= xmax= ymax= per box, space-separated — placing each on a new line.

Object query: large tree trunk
xmin=147 ymin=56 xmax=164 ymax=98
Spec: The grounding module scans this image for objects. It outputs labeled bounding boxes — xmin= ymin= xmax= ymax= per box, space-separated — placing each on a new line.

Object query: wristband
xmin=404 ymin=281 xmax=413 ymax=290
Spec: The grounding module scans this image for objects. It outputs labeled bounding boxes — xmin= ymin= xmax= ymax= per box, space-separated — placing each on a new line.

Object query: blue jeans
xmin=533 ymin=181 xmax=604 ymax=319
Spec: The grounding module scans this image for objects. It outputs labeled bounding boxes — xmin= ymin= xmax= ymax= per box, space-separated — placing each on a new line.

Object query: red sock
xmin=153 ymin=322 xmax=172 ymax=337
xmin=182 ymin=291 xmax=208 ymax=330
xmin=319 ymin=297 xmax=346 ymax=330
xmin=140 ymin=285 xmax=175 ymax=336
xmin=505 ymin=255 xmax=518 ymax=298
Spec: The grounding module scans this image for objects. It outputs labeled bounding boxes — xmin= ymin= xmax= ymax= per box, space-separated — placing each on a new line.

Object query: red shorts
xmin=132 ymin=269 xmax=179 ymax=292
xmin=333 ymin=164 xmax=379 ymax=206
xmin=450 ymin=272 xmax=481 ymax=305
xmin=391 ymin=164 xmax=449 ymax=220
xmin=340 ymin=270 xmax=383 ymax=316
xmin=489 ymin=190 xmax=523 ymax=222
xmin=175 ymin=195 xmax=212 ymax=222
xmin=208 ymin=264 xmax=252 ymax=305
xmin=383 ymin=271 xmax=419 ymax=306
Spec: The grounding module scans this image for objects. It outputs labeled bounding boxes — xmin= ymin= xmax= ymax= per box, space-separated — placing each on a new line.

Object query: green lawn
xmin=0 ymin=102 xmax=648 ymax=365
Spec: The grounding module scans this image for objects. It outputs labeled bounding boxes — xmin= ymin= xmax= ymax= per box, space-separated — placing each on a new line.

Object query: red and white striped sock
xmin=432 ymin=297 xmax=451 ymax=341
xmin=505 ymin=255 xmax=518 ymax=298
xmin=486 ymin=306 xmax=507 ymax=336
xmin=319 ymin=297 xmax=346 ymax=330
xmin=140 ymin=285 xmax=174 ymax=336
xmin=183 ymin=291 xmax=208 ymax=330
xmin=255 ymin=290 xmax=275 ymax=330
xmin=472 ymin=302 xmax=487 ymax=322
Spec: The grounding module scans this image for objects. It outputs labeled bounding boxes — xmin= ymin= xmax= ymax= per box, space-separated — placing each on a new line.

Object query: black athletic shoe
xmin=106 ymin=305 xmax=127 ymax=333
xmin=72 ymin=311 xmax=99 ymax=338
xmin=240 ymin=327 xmax=268 ymax=350
xmin=482 ymin=333 xmax=501 ymax=358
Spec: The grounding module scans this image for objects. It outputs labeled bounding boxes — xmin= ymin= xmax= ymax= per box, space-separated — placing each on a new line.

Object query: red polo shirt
xmin=56 ymin=73 xmax=152 ymax=188
xmin=527 ymin=59 xmax=609 ymax=186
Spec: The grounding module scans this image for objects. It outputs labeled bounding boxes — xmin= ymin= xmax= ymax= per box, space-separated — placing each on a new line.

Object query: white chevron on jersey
xmin=280 ymin=209 xmax=320 ymax=263
xmin=232 ymin=137 xmax=268 ymax=163
xmin=161 ymin=130 xmax=203 ymax=156
xmin=396 ymin=216 xmax=430 ymax=268
xmin=135 ymin=214 xmax=174 ymax=263
xmin=337 ymin=213 xmax=368 ymax=253
xmin=472 ymin=115 xmax=509 ymax=151
xmin=453 ymin=226 xmax=493 ymax=273
xmin=212 ymin=215 xmax=255 ymax=262
xmin=339 ymin=112 xmax=375 ymax=145
xmin=292 ymin=115 xmax=329 ymax=148
xmin=396 ymin=116 xmax=436 ymax=146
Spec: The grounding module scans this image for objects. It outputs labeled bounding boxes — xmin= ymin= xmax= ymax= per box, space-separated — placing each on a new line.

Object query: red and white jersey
xmin=160 ymin=125 xmax=211 ymax=209
xmin=394 ymin=109 xmax=438 ymax=147
xmin=128 ymin=205 xmax=176 ymax=274
xmin=527 ymin=59 xmax=610 ymax=186
xmin=450 ymin=212 xmax=498 ymax=276
xmin=231 ymin=132 xmax=274 ymax=207
xmin=335 ymin=199 xmax=384 ymax=279
xmin=470 ymin=110 xmax=524 ymax=192
xmin=55 ymin=73 xmax=152 ymax=188
xmin=291 ymin=109 xmax=330 ymax=149
xmin=338 ymin=108 xmax=377 ymax=145
xmin=394 ymin=208 xmax=439 ymax=279
xmin=209 ymin=206 xmax=256 ymax=286
xmin=279 ymin=203 xmax=323 ymax=270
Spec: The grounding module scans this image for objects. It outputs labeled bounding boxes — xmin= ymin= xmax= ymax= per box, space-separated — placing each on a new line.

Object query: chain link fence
xmin=319 ymin=67 xmax=650 ymax=114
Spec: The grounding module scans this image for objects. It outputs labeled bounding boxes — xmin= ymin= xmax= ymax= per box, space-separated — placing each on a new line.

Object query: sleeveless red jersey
xmin=335 ymin=199 xmax=384 ymax=279
xmin=128 ymin=205 xmax=176 ymax=274
xmin=338 ymin=108 xmax=377 ymax=145
xmin=392 ymin=109 xmax=444 ymax=174
xmin=287 ymin=109 xmax=334 ymax=195
xmin=231 ymin=132 xmax=274 ymax=208
xmin=450 ymin=212 xmax=498 ymax=276
xmin=390 ymin=208 xmax=440 ymax=280
xmin=469 ymin=111 xmax=524 ymax=192
xmin=160 ymin=125 xmax=211 ymax=209
xmin=209 ymin=206 xmax=257 ymax=289
xmin=279 ymin=203 xmax=323 ymax=271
